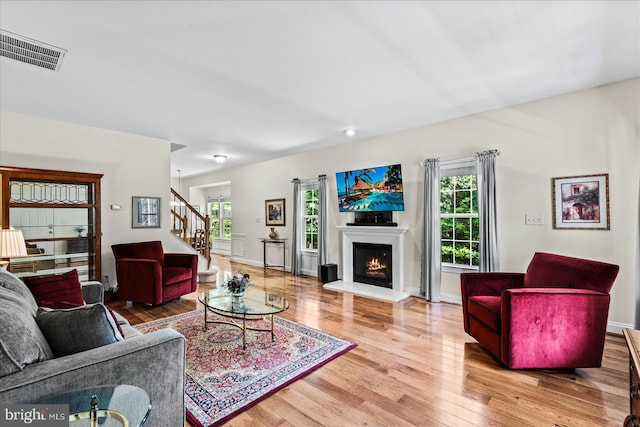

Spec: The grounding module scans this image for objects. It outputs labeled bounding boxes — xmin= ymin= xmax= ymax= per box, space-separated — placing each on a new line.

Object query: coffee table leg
xmin=203 ymin=307 xmax=208 ymax=331
xmin=242 ymin=315 xmax=247 ymax=350
xmin=270 ymin=314 xmax=275 ymax=342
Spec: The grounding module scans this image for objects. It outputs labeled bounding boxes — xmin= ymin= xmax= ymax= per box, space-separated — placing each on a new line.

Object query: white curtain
xmin=476 ymin=150 xmax=500 ymax=272
xmin=291 ymin=178 xmax=301 ymax=276
xmin=317 ymin=174 xmax=328 ymax=277
xmin=420 ymin=158 xmax=441 ymax=301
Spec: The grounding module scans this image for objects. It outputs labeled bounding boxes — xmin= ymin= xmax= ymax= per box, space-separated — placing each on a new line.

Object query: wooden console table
xmin=623 ymin=328 xmax=640 ymax=426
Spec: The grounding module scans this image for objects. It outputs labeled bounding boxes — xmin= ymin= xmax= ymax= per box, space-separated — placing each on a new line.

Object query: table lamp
xmin=0 ymin=228 xmax=28 ymax=270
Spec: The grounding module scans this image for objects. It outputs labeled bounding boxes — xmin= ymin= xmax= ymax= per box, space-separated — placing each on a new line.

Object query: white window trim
xmin=440 ymin=160 xmax=479 ymax=271
xmin=208 ymin=196 xmax=231 ymax=240
xmin=300 ymin=181 xmax=319 ymax=254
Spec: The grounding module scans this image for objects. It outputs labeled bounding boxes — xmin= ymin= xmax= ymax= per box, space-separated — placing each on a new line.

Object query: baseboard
xmin=608 ymin=321 xmax=633 ymax=335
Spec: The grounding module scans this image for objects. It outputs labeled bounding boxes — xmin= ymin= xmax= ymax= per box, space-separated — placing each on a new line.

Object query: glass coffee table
xmin=34 ymin=384 xmax=151 ymax=426
xmin=198 ymin=288 xmax=289 ymax=350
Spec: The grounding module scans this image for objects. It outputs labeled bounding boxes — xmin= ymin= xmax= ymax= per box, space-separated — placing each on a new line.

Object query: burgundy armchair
xmin=112 ymin=241 xmax=198 ymax=306
xmin=461 ymin=252 xmax=619 ymax=369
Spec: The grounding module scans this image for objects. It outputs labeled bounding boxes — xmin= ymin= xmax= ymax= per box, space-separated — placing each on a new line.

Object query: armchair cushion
xmin=36 ymin=304 xmax=124 ymax=357
xmin=23 ymin=269 xmax=85 ymax=307
xmin=467 ymin=296 xmax=501 ymax=332
xmin=163 ymin=267 xmax=193 ymax=286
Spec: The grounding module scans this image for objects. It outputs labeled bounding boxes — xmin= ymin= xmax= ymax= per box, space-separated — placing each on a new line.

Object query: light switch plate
xmin=525 ymin=213 xmax=544 ymax=225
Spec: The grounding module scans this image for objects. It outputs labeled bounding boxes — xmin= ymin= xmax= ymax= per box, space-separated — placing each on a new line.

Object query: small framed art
xmin=552 ymin=174 xmax=609 ymax=230
xmin=132 ymin=196 xmax=161 ymax=228
xmin=265 ymin=198 xmax=285 ymax=226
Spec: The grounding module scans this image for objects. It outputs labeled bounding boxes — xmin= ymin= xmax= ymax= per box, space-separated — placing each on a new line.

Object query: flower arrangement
xmin=225 ymin=273 xmax=250 ymax=295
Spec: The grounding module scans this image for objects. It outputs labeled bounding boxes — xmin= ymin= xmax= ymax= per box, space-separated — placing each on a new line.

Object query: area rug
xmin=135 ymin=310 xmax=356 ymax=427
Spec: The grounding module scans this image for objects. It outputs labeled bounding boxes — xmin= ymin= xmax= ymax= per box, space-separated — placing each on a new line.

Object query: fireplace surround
xmin=323 ymin=226 xmax=409 ymax=302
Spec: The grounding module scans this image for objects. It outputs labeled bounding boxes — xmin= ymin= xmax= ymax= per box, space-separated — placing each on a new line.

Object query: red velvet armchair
xmin=112 ymin=241 xmax=198 ymax=306
xmin=461 ymin=252 xmax=619 ymax=369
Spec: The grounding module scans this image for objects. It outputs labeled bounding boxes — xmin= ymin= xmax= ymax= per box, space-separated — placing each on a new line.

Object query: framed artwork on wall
xmin=132 ymin=196 xmax=161 ymax=228
xmin=265 ymin=198 xmax=285 ymax=226
xmin=552 ymin=174 xmax=609 ymax=230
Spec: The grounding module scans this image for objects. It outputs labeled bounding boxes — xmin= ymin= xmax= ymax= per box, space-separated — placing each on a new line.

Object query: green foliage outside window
xmin=304 ymin=189 xmax=318 ymax=250
xmin=441 ymin=175 xmax=479 ymax=267
xmin=210 ymin=203 xmax=220 ymax=239
xmin=210 ymin=200 xmax=232 ymax=240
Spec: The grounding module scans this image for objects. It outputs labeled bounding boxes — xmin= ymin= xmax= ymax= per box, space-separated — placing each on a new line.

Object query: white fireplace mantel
xmin=323 ymin=226 xmax=410 ymax=302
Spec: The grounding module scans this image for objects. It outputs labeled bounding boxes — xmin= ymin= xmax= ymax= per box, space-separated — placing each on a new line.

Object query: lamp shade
xmin=0 ymin=229 xmax=28 ymax=258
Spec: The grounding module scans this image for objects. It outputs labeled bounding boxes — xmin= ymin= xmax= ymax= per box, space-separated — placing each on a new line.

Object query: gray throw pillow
xmin=36 ymin=304 xmax=125 ymax=357
xmin=0 ymin=269 xmax=37 ymax=313
xmin=0 ymin=287 xmax=53 ymax=377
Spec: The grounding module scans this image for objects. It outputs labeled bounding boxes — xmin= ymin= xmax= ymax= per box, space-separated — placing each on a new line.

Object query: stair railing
xmin=170 ymin=188 xmax=211 ymax=269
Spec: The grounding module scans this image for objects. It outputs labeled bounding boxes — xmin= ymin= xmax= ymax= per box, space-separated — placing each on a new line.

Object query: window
xmin=303 ymin=189 xmax=319 ymax=250
xmin=440 ymin=172 xmax=479 ymax=270
xmin=209 ymin=197 xmax=231 ymax=240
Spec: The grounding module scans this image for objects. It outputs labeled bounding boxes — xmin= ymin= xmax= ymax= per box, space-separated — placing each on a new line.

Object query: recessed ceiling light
xmin=213 ymin=154 xmax=227 ymax=163
xmin=344 ymin=128 xmax=356 ymax=137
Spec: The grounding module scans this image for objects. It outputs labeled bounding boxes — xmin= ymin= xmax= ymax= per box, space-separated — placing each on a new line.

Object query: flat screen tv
xmin=336 ymin=163 xmax=404 ymax=212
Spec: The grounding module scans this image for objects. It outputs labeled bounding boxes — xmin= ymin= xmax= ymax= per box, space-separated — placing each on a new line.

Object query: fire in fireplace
xmin=353 ymin=242 xmax=392 ymax=288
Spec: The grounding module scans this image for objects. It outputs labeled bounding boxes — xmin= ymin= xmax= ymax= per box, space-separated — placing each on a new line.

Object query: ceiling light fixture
xmin=344 ymin=128 xmax=356 ymax=137
xmin=213 ymin=155 xmax=227 ymax=163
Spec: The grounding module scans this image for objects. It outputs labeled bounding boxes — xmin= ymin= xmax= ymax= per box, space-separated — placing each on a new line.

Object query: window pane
xmin=454 ymin=218 xmax=470 ymax=241
xmin=440 ymin=190 xmax=454 ymax=214
xmin=441 ymin=242 xmax=454 ymax=263
xmin=455 ymin=190 xmax=472 ymax=213
xmin=454 ymin=242 xmax=472 ymax=265
xmin=471 ymin=190 xmax=478 ymax=214
xmin=472 ymin=242 xmax=479 ymax=266
xmin=441 ymin=218 xmax=453 ymax=239
xmin=211 ymin=219 xmax=220 ymax=238
xmin=472 ymin=217 xmax=479 ymax=240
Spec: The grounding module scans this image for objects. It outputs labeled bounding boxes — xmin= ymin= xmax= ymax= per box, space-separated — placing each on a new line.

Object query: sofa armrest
xmin=0 ymin=328 xmax=186 ymax=426
xmin=81 ymin=281 xmax=104 ymax=304
xmin=501 ymin=288 xmax=611 ymax=368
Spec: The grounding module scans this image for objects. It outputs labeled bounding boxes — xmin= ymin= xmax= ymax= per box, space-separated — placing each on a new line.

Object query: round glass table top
xmin=35 ymin=384 xmax=151 ymax=426
xmin=198 ymin=288 xmax=289 ymax=316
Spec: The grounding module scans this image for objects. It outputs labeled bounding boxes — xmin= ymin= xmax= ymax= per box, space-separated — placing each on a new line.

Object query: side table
xmin=260 ymin=238 xmax=287 ymax=271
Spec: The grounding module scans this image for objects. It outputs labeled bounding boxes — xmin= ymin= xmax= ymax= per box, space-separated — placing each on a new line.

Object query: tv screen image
xmin=335 ymin=164 xmax=404 ymax=212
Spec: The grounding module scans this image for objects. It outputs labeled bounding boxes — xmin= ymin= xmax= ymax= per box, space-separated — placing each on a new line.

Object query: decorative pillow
xmin=36 ymin=304 xmax=125 ymax=357
xmin=0 ymin=269 xmax=38 ymax=313
xmin=0 ymin=287 xmax=53 ymax=377
xmin=23 ymin=269 xmax=84 ymax=307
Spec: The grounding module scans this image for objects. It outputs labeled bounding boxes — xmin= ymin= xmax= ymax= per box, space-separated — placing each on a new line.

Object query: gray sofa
xmin=0 ymin=269 xmax=186 ymax=426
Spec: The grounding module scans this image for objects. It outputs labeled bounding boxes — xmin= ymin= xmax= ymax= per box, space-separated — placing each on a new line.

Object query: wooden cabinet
xmin=624 ymin=328 xmax=640 ymax=426
xmin=0 ymin=166 xmax=102 ymax=281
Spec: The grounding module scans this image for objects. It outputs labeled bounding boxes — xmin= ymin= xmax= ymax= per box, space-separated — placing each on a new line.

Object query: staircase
xmin=170 ymin=188 xmax=211 ymax=269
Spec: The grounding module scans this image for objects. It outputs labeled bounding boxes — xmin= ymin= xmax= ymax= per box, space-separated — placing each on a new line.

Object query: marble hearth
xmin=323 ymin=226 xmax=410 ymax=302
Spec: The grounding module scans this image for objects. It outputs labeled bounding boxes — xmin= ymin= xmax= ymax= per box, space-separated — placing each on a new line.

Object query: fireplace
xmin=353 ymin=243 xmax=392 ymax=288
xmin=323 ymin=226 xmax=409 ymax=302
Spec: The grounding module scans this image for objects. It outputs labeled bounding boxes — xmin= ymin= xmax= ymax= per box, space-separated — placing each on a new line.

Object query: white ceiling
xmin=1 ymin=1 xmax=639 ymax=178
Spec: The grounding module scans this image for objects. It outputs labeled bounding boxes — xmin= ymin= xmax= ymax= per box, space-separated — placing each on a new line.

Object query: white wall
xmin=0 ymin=110 xmax=195 ymax=287
xmin=183 ymin=78 xmax=640 ymax=331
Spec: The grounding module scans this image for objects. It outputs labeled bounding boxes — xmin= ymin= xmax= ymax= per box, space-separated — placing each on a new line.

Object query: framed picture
xmin=132 ymin=196 xmax=161 ymax=228
xmin=265 ymin=198 xmax=285 ymax=226
xmin=552 ymin=174 xmax=609 ymax=230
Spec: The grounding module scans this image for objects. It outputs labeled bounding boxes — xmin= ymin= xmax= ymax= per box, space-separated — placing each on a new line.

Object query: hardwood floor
xmin=108 ymin=254 xmax=628 ymax=426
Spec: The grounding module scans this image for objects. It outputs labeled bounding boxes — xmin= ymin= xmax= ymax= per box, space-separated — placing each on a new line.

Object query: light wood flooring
xmin=108 ymin=254 xmax=629 ymax=426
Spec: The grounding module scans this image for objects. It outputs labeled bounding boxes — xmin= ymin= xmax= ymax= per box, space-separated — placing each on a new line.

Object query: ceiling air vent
xmin=0 ymin=29 xmax=67 ymax=71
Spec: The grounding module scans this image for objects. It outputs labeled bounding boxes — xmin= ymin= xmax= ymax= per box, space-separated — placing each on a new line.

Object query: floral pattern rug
xmin=135 ymin=310 xmax=356 ymax=427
